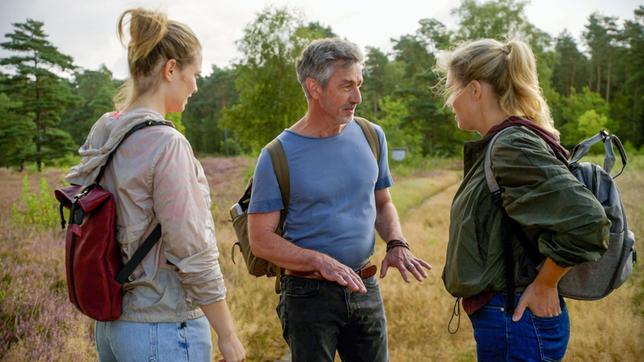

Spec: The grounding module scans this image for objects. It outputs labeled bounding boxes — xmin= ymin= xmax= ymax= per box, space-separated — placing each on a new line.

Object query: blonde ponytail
xmin=438 ymin=38 xmax=559 ymax=137
xmin=113 ymin=8 xmax=201 ymax=110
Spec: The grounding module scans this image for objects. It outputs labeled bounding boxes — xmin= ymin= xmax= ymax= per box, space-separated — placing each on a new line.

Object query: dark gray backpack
xmin=485 ymin=128 xmax=637 ymax=301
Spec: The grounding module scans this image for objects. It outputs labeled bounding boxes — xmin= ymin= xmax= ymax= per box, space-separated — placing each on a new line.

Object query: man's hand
xmin=317 ymin=254 xmax=367 ymax=293
xmin=380 ymin=246 xmax=432 ymax=282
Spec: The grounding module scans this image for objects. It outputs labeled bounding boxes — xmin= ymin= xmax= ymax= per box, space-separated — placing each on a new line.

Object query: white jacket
xmin=67 ymin=108 xmax=226 ymax=322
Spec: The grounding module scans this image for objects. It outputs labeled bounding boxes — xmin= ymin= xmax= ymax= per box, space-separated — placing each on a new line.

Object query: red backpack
xmin=55 ymin=120 xmax=171 ymax=321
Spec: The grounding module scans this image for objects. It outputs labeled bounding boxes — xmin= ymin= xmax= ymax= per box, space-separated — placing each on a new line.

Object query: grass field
xmin=0 ymin=156 xmax=642 ymax=361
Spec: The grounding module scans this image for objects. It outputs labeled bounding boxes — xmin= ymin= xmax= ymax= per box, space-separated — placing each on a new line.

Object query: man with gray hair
xmin=247 ymin=38 xmax=431 ymax=361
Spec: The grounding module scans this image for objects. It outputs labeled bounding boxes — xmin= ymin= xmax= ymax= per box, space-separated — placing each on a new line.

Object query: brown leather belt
xmin=285 ymin=262 xmax=377 ymax=280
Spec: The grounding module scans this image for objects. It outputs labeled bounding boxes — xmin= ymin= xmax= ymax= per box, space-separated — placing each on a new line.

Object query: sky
xmin=1 ymin=0 xmax=641 ymax=79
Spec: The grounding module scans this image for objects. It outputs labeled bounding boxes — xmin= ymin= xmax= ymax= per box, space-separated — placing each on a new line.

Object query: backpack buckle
xmin=230 ymin=203 xmax=243 ymax=219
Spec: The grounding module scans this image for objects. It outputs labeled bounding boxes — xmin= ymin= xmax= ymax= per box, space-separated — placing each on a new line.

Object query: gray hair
xmin=296 ymin=38 xmax=363 ymax=98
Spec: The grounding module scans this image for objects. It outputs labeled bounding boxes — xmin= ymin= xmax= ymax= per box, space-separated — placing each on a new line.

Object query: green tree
xmin=552 ymin=31 xmax=590 ymax=96
xmin=361 ymin=47 xmax=391 ymax=119
xmin=452 ymin=0 xmax=556 ymax=98
xmin=375 ymin=97 xmax=422 ymax=157
xmin=555 ymin=87 xmax=612 ymax=145
xmin=0 ymin=93 xmax=34 ymax=169
xmin=454 ymin=0 xmax=531 ymax=42
xmin=610 ymin=6 xmax=644 ymax=147
xmin=61 ymin=65 xmax=118 ymax=145
xmin=0 ymin=19 xmax=78 ymax=170
xmin=583 ymin=13 xmax=620 ymax=101
xmin=577 ymin=110 xmax=609 ymax=140
xmin=220 ymin=7 xmax=334 ymax=152
xmin=389 ymin=26 xmax=468 ymax=157
xmin=182 ymin=65 xmax=239 ymax=155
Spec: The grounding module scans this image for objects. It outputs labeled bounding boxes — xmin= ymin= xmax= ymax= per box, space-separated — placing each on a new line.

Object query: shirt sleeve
xmin=374 ymin=124 xmax=394 ymax=190
xmin=152 ymin=132 xmax=226 ymax=305
xmin=492 ymin=129 xmax=610 ymax=267
xmin=248 ymin=148 xmax=284 ymax=213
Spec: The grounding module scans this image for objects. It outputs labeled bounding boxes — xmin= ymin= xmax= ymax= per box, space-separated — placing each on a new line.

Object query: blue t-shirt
xmin=248 ymin=119 xmax=393 ymax=270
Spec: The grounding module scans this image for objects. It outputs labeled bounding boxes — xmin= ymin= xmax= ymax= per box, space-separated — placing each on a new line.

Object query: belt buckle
xmin=358 ymin=264 xmax=377 ymax=279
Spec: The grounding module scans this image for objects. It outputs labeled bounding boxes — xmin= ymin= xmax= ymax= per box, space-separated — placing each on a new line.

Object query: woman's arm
xmin=201 ymin=300 xmax=246 ymax=361
xmin=512 ymin=257 xmax=571 ymax=321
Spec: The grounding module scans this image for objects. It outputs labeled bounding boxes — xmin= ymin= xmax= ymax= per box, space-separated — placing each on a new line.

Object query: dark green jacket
xmin=442 ymin=126 xmax=610 ymax=298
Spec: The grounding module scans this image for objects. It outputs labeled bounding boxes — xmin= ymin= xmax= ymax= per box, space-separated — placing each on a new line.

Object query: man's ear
xmin=306 ymin=78 xmax=322 ymax=100
xmin=162 ymin=59 xmax=177 ymax=81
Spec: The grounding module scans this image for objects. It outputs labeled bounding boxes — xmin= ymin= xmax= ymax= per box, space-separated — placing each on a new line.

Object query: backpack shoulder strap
xmin=483 ymin=125 xmax=544 ymax=314
xmin=266 ymin=138 xmax=290 ymax=209
xmin=95 ymin=120 xmax=175 ymax=185
xmin=484 ymin=127 xmax=515 ymax=199
xmin=354 ymin=117 xmax=381 ymax=163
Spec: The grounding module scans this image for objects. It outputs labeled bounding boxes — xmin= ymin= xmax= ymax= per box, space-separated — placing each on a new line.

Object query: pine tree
xmin=0 ymin=93 xmax=34 ymax=170
xmin=0 ymin=19 xmax=79 ymax=171
xmin=61 ymin=65 xmax=117 ymax=145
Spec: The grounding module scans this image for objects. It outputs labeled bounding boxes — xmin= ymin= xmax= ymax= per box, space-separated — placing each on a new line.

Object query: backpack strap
xmin=266 ymin=138 xmax=290 ymax=209
xmin=265 ymin=138 xmax=289 ymax=290
xmin=354 ymin=117 xmax=381 ymax=162
xmin=95 ymin=120 xmax=175 ymax=185
xmin=570 ymin=130 xmax=628 ymax=178
xmin=116 ymin=224 xmax=162 ymax=284
xmin=484 ymin=126 xmax=543 ymax=315
xmin=96 ymin=119 xmax=173 ymax=284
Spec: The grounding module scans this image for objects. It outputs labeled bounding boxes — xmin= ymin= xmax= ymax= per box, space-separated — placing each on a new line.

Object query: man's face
xmin=317 ymin=62 xmax=363 ymax=124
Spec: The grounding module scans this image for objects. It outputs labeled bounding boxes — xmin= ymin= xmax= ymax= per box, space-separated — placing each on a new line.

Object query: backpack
xmin=484 ymin=127 xmax=637 ymax=310
xmin=229 ymin=117 xmax=382 ymax=289
xmin=54 ymin=120 xmax=172 ymax=321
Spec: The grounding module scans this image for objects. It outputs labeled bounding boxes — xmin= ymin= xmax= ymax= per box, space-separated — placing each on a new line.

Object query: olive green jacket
xmin=443 ymin=126 xmax=610 ymax=298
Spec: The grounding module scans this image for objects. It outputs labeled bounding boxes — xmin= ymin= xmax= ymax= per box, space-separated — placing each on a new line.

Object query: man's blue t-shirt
xmin=248 ymin=119 xmax=393 ymax=270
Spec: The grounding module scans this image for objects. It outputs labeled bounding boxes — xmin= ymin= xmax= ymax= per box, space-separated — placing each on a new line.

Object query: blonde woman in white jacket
xmin=66 ymin=8 xmax=245 ymax=362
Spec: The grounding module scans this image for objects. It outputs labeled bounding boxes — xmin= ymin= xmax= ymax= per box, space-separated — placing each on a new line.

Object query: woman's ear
xmin=162 ymin=59 xmax=177 ymax=81
xmin=470 ymin=80 xmax=482 ymax=100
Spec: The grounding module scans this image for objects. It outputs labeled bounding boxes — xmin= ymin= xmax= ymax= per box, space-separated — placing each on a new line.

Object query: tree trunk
xmin=605 ymin=60 xmax=612 ymax=102
xmin=596 ymin=64 xmax=601 ymax=95
xmin=34 ymin=54 xmax=42 ymax=172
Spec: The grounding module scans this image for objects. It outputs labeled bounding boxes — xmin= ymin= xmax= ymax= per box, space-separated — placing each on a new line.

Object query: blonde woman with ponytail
xmin=66 ymin=8 xmax=245 ymax=362
xmin=439 ymin=39 xmax=609 ymax=361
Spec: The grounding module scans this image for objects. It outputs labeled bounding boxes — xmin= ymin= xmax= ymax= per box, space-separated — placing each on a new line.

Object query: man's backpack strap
xmin=354 ymin=117 xmax=381 ymax=162
xmin=265 ymin=138 xmax=288 ymax=291
xmin=266 ymin=138 xmax=290 ymax=209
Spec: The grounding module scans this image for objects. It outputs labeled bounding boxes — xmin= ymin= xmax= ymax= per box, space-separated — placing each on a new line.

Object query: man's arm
xmin=248 ymin=211 xmax=366 ymax=293
xmin=375 ymin=188 xmax=432 ymax=282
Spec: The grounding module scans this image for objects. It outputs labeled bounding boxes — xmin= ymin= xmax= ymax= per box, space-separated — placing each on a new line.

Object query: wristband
xmin=386 ymin=239 xmax=410 ymax=253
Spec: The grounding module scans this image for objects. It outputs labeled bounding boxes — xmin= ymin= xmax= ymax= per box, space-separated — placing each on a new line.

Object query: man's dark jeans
xmin=277 ymin=275 xmax=388 ymax=362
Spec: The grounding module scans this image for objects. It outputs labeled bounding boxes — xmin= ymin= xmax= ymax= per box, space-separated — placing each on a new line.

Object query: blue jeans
xmin=278 ymin=275 xmax=388 ymax=362
xmin=95 ymin=316 xmax=212 ymax=362
xmin=468 ymin=293 xmax=570 ymax=362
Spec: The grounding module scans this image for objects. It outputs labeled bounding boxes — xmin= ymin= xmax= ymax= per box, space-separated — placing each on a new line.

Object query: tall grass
xmin=11 ymin=175 xmax=60 ymax=231
xmin=0 ymin=157 xmax=642 ymax=361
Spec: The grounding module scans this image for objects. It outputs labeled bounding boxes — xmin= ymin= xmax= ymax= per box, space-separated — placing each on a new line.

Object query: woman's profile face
xmin=446 ymin=72 xmax=477 ymax=132
xmin=166 ymin=53 xmax=202 ymax=113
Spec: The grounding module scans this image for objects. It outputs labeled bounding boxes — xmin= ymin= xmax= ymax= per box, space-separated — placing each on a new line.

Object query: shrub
xmin=11 ymin=175 xmax=59 ymax=231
